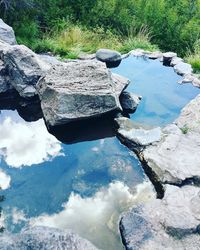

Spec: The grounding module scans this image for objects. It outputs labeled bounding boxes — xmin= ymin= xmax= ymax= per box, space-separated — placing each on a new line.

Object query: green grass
xmin=16 ymin=23 xmax=159 ymax=59
xmin=185 ymin=40 xmax=200 ymax=74
xmin=180 ymin=125 xmax=189 ymax=134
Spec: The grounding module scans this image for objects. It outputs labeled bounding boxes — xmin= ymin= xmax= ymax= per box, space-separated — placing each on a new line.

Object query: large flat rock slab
xmin=37 ymin=60 xmax=129 ymax=126
xmin=143 ymin=94 xmax=200 ymax=185
xmin=120 ymin=185 xmax=200 ymax=250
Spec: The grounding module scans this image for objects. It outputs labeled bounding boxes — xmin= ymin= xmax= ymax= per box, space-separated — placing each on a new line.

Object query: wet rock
xmin=163 ymin=52 xmax=177 ymax=66
xmin=0 ymin=19 xmax=16 ymax=45
xmin=2 ymin=45 xmax=51 ymax=98
xmin=174 ymin=62 xmax=193 ymax=76
xmin=96 ymin=49 xmax=122 ymax=68
xmin=37 ymin=60 xmax=129 ymax=126
xmin=120 ymin=91 xmax=142 ymax=113
xmin=120 ymin=185 xmax=200 ymax=250
xmin=0 ymin=226 xmax=98 ymax=250
xmin=115 ymin=117 xmax=162 ymax=147
xmin=143 ymin=94 xmax=200 ymax=185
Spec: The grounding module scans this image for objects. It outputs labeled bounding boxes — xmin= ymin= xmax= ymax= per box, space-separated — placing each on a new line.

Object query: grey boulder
xmin=143 ymin=94 xmax=200 ymax=185
xmin=120 ymin=91 xmax=142 ymax=113
xmin=174 ymin=62 xmax=193 ymax=76
xmin=120 ymin=184 xmax=200 ymax=250
xmin=2 ymin=44 xmax=51 ymax=98
xmin=0 ymin=226 xmax=98 ymax=250
xmin=0 ymin=59 xmax=13 ymax=94
xmin=96 ymin=49 xmax=122 ymax=68
xmin=0 ymin=19 xmax=16 ymax=45
xmin=37 ymin=60 xmax=129 ymax=126
xmin=163 ymin=52 xmax=177 ymax=66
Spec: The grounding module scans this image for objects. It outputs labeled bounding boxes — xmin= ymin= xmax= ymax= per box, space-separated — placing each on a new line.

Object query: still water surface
xmin=0 ymin=56 xmax=199 ymax=249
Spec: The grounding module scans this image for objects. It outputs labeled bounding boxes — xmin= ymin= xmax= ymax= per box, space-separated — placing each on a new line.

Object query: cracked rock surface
xmin=120 ymin=185 xmax=200 ymax=250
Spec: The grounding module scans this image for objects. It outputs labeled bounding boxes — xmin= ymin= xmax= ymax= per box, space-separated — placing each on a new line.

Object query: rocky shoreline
xmin=0 ymin=18 xmax=200 ymax=250
xmin=115 ymin=67 xmax=200 ymax=248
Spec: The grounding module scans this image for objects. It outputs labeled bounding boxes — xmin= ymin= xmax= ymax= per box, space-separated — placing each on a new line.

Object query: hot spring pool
xmin=0 ymin=55 xmax=199 ymax=250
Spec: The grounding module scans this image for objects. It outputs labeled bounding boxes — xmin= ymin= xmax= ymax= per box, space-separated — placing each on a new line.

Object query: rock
xmin=0 ymin=60 xmax=13 ymax=94
xmin=170 ymin=57 xmax=183 ymax=66
xmin=115 ymin=117 xmax=162 ymax=147
xmin=178 ymin=74 xmax=200 ymax=88
xmin=143 ymin=124 xmax=200 ymax=184
xmin=121 ymin=53 xmax=130 ymax=60
xmin=179 ymin=74 xmax=195 ymax=84
xmin=112 ymin=73 xmax=130 ymax=95
xmin=0 ymin=19 xmax=16 ymax=45
xmin=143 ymin=94 xmax=200 ymax=185
xmin=120 ymin=91 xmax=142 ymax=113
xmin=96 ymin=49 xmax=122 ymax=68
xmin=175 ymin=94 xmax=200 ymax=133
xmin=192 ymin=76 xmax=200 ymax=88
xmin=120 ymin=185 xmax=200 ymax=250
xmin=145 ymin=51 xmax=163 ymax=60
xmin=163 ymin=52 xmax=177 ymax=66
xmin=0 ymin=226 xmax=98 ymax=250
xmin=130 ymin=49 xmax=145 ymax=57
xmin=2 ymin=45 xmax=51 ymax=98
xmin=174 ymin=62 xmax=193 ymax=76
xmin=38 ymin=54 xmax=64 ymax=66
xmin=78 ymin=53 xmax=96 ymax=60
xmin=37 ymin=60 xmax=129 ymax=126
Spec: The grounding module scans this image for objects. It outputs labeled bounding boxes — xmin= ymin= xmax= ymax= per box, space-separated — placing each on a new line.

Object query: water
xmin=0 ymin=56 xmax=199 ymax=250
xmin=112 ymin=56 xmax=199 ymax=126
xmin=0 ymin=110 xmax=151 ymax=250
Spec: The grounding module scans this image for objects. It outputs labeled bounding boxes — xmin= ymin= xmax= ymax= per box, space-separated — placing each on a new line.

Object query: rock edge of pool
xmin=0 ymin=18 xmax=200 ymax=250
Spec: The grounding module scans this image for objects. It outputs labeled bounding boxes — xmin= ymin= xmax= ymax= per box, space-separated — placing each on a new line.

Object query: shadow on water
xmin=48 ymin=113 xmax=117 ymax=144
xmin=0 ymin=91 xmax=43 ymax=122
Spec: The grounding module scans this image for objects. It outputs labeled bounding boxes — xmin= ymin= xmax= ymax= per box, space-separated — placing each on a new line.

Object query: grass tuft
xmin=16 ymin=23 xmax=159 ymax=59
xmin=185 ymin=40 xmax=200 ymax=74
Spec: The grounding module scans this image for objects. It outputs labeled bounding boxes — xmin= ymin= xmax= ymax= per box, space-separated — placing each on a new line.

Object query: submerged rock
xmin=0 ymin=19 xmax=16 ymax=45
xmin=0 ymin=226 xmax=98 ymax=250
xmin=96 ymin=49 xmax=122 ymax=68
xmin=120 ymin=185 xmax=200 ymax=250
xmin=115 ymin=117 xmax=162 ymax=147
xmin=37 ymin=60 xmax=129 ymax=126
xmin=120 ymin=91 xmax=142 ymax=113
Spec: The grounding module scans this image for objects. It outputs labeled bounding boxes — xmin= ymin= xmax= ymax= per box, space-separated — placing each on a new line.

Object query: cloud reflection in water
xmin=0 ymin=116 xmax=63 ymax=168
xmin=30 ymin=181 xmax=155 ymax=250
